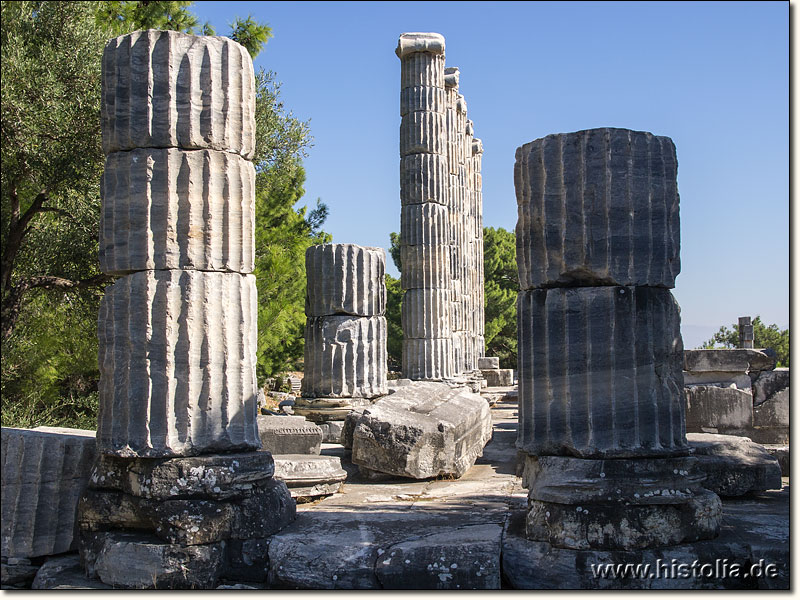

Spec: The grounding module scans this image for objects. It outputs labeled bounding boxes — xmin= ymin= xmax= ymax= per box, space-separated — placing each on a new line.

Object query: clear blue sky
xmin=193 ymin=1 xmax=788 ymax=349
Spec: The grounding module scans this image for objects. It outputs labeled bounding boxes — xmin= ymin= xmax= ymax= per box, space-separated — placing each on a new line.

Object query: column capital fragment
xmin=396 ymin=32 xmax=446 ymax=58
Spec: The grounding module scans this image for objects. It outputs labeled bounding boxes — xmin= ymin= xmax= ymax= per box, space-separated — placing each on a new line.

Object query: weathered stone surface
xmin=752 ymin=368 xmax=789 ymax=405
xmin=31 ymin=554 xmax=111 ymax=589
xmin=82 ymin=530 xmax=224 ymax=589
xmin=78 ymin=478 xmax=295 ymax=545
xmin=683 ymin=349 xmax=776 ymax=373
xmin=1 ymin=557 xmax=40 ymax=588
xmin=100 ymin=148 xmax=255 ymax=274
xmin=400 ymin=86 xmax=445 ymax=116
xmin=302 ymin=316 xmax=387 ymax=399
xmin=683 ymin=371 xmax=752 ymax=390
xmin=293 ymin=397 xmax=372 ymax=423
xmin=396 ymin=32 xmax=446 ymax=60
xmin=687 ymin=433 xmax=782 ymax=496
xmin=402 ymin=289 xmax=452 ymax=338
xmin=304 ymin=244 xmax=386 ymax=317
xmin=102 ymin=30 xmax=255 ymax=157
xmin=517 ymin=286 xmax=688 ymax=458
xmin=257 ymin=415 xmax=322 ymax=455
xmin=400 ymin=154 xmax=448 ymax=205
xmin=400 ymin=202 xmax=449 ymax=246
xmin=684 ymin=385 xmax=754 ymax=433
xmin=503 ymin=509 xmax=754 ymax=589
xmin=350 ymin=382 xmax=492 ymax=479
xmin=400 ymin=244 xmax=451 ymax=289
xmin=319 ymin=420 xmax=345 ymax=444
xmin=526 ymin=489 xmax=721 ymax=551
xmin=515 ymin=128 xmax=680 ymax=290
xmin=272 ymin=454 xmax=347 ymax=500
xmin=477 ymin=356 xmax=499 ymax=370
xmin=763 ymin=445 xmax=789 ymax=476
xmin=400 ymin=111 xmax=445 ymax=156
xmin=97 ymin=270 xmax=259 ymax=457
xmin=1 ymin=427 xmax=96 ymax=559
xmin=402 ymin=338 xmax=453 ymax=381
xmin=87 ymin=451 xmax=274 ymax=500
xmin=482 ymin=369 xmax=513 ymax=387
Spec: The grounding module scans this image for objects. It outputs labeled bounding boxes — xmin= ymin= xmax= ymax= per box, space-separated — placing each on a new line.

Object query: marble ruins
xmin=515 ymin=129 xmax=722 ymax=550
xmin=75 ymin=30 xmax=295 ymax=588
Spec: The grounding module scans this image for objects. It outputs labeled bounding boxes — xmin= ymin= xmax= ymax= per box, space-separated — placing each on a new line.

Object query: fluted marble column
xmin=397 ymin=33 xmax=453 ymax=380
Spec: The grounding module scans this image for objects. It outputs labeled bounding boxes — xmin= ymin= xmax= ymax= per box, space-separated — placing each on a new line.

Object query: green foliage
xmin=702 ymin=316 xmax=789 ymax=367
xmin=1 ymin=1 xmax=310 ymax=427
xmin=385 ymin=273 xmax=403 ymax=371
xmin=483 ymin=227 xmax=518 ymax=368
xmin=388 ymin=231 xmax=402 ymax=272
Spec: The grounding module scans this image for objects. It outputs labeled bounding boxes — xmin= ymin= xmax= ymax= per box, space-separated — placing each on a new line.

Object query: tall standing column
xmin=397 ymin=33 xmax=453 ymax=380
xmin=78 ymin=31 xmax=294 ymax=589
xmin=515 ymin=128 xmax=721 ymax=551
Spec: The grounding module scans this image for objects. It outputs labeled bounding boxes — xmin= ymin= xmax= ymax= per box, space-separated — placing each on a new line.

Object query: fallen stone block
xmin=683 ymin=349 xmax=776 ymax=373
xmin=319 ymin=421 xmax=345 ymax=444
xmin=272 ymin=454 xmax=347 ymax=501
xmin=684 ymin=385 xmax=754 ymax=433
xmin=293 ymin=397 xmax=372 ymax=423
xmin=481 ymin=369 xmax=513 ymax=387
xmin=687 ymin=433 xmax=782 ymax=496
xmin=477 ymin=356 xmax=499 ymax=369
xmin=350 ymin=382 xmax=492 ymax=479
xmin=257 ymin=415 xmax=322 ymax=455
xmin=1 ymin=557 xmax=41 ymax=588
xmin=763 ymin=445 xmax=789 ymax=476
xmin=752 ymin=368 xmax=789 ymax=405
xmin=752 ymin=390 xmax=788 ymax=429
xmin=32 ymin=554 xmax=111 ymax=590
xmin=1 ymin=427 xmax=96 ymax=559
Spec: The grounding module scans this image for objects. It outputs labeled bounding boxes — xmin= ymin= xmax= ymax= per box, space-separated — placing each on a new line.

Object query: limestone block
xmin=478 ymin=356 xmax=500 ymax=370
xmin=482 ymin=369 xmax=514 ymax=387
xmin=272 ymin=454 xmax=347 ymax=500
xmin=684 ymin=385 xmax=754 ymax=432
xmin=400 ymin=202 xmax=449 ymax=246
xmin=102 ymin=30 xmax=255 ymax=157
xmin=524 ymin=455 xmax=721 ymax=550
xmin=752 ymin=368 xmax=789 ymax=405
xmin=402 ymin=338 xmax=453 ymax=381
xmin=400 ymin=86 xmax=446 ymax=116
xmin=97 ymin=270 xmax=260 ymax=457
xmin=400 ymin=154 xmax=448 ymax=205
xmin=683 ymin=348 xmax=776 ymax=373
xmin=350 ymin=382 xmax=492 ymax=478
xmin=401 ymin=289 xmax=452 ymax=339
xmin=302 ymin=316 xmax=387 ymax=399
xmin=400 ymin=244 xmax=450 ymax=289
xmin=752 ymin=391 xmax=789 ymax=429
xmin=78 ymin=478 xmax=295 ymax=546
xmin=257 ymin=415 xmax=322 ymax=455
xmin=687 ymin=433 xmax=782 ymax=496
xmin=517 ymin=286 xmax=688 ymax=458
xmin=100 ymin=148 xmax=255 ymax=274
xmin=1 ymin=427 xmax=96 ymax=559
xmin=87 ymin=451 xmax=274 ymax=500
xmin=683 ymin=370 xmax=752 ymax=390
xmin=82 ymin=530 xmax=224 ymax=588
xmin=305 ymin=244 xmax=386 ymax=317
xmin=515 ymin=128 xmax=680 ymax=289
xmin=400 ymin=111 xmax=445 ymax=156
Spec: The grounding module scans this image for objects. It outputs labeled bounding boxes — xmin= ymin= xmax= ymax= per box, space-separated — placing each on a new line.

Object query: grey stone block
xmin=683 ymin=349 xmax=776 ymax=373
xmin=102 ymin=30 xmax=255 ymax=157
xmin=272 ymin=454 xmax=347 ymax=500
xmin=684 ymin=385 xmax=754 ymax=432
xmin=400 ymin=111 xmax=445 ymax=156
xmin=402 ymin=338 xmax=454 ymax=381
xmin=477 ymin=356 xmax=499 ymax=369
xmin=515 ymin=128 xmax=680 ymax=289
xmin=517 ymin=287 xmax=688 ymax=458
xmin=100 ymin=148 xmax=255 ymax=275
xmin=482 ymin=369 xmax=513 ymax=387
xmin=319 ymin=420 xmax=345 ymax=443
xmin=301 ymin=316 xmax=387 ymax=399
xmin=1 ymin=427 xmax=96 ymax=559
xmin=304 ymin=244 xmax=386 ymax=317
xmin=763 ymin=445 xmax=789 ymax=476
xmin=87 ymin=451 xmax=274 ymax=500
xmin=350 ymin=382 xmax=492 ymax=479
xmin=257 ymin=415 xmax=322 ymax=455
xmin=31 ymin=553 xmax=112 ymax=589
xmin=97 ymin=270 xmax=260 ymax=457
xmin=402 ymin=289 xmax=452 ymax=338
xmin=400 ymin=154 xmax=448 ymax=205
xmin=752 ymin=368 xmax=789 ymax=405
xmin=687 ymin=433 xmax=782 ymax=496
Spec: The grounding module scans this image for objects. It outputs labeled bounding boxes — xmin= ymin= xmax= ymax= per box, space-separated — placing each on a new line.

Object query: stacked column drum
xmin=515 ymin=128 xmax=721 ymax=550
xmin=78 ymin=30 xmax=295 ymax=589
xmin=397 ymin=33 xmax=485 ymax=382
